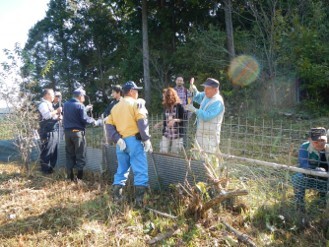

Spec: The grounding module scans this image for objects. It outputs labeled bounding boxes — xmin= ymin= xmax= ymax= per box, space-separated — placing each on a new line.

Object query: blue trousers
xmin=292 ymin=173 xmax=328 ymax=204
xmin=113 ymin=136 xmax=148 ymax=187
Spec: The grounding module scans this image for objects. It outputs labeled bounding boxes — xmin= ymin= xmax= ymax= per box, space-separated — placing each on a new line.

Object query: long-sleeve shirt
xmin=106 ymin=96 xmax=150 ymax=142
xmin=38 ymin=98 xmax=60 ymax=135
xmin=298 ymin=141 xmax=329 ymax=171
xmin=38 ymin=98 xmax=59 ymax=121
xmin=193 ymin=91 xmax=224 ymax=122
xmin=103 ymin=98 xmax=121 ymax=117
xmin=63 ymin=98 xmax=95 ymax=131
xmin=162 ymin=103 xmax=185 ymax=139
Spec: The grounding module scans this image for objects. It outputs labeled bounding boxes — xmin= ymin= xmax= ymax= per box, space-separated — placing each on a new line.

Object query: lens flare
xmin=228 ymin=55 xmax=260 ymax=86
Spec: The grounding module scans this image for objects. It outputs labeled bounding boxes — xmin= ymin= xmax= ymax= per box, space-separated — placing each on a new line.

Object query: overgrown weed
xmin=0 ymin=163 xmax=328 ymax=246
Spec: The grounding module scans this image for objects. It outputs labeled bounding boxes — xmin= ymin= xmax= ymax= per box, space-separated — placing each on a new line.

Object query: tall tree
xmin=142 ymin=0 xmax=151 ymax=108
xmin=223 ymin=0 xmax=235 ymax=60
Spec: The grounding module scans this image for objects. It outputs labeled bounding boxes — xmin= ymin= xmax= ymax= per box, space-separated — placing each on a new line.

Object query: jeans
xmin=292 ymin=172 xmax=328 ymax=205
xmin=113 ymin=136 xmax=148 ymax=187
xmin=160 ymin=136 xmax=183 ymax=154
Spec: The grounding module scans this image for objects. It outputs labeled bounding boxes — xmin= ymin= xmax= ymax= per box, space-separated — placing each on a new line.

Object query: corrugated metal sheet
xmin=104 ymin=145 xmax=208 ymax=190
xmin=57 ymin=141 xmax=209 ymax=190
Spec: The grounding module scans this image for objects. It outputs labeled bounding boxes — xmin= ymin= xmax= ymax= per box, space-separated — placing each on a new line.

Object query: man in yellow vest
xmin=106 ymin=81 xmax=152 ymax=207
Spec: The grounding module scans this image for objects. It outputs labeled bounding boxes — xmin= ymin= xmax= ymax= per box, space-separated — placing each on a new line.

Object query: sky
xmin=0 ymin=0 xmax=49 ymax=109
xmin=0 ymin=0 xmax=49 ymax=52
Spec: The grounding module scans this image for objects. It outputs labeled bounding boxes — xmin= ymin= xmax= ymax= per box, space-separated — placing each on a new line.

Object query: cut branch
xmin=221 ymin=219 xmax=257 ymax=247
xmin=145 ymin=207 xmax=178 ymax=220
xmin=202 ymin=190 xmax=248 ymax=213
xmin=148 ymin=228 xmax=180 ymax=245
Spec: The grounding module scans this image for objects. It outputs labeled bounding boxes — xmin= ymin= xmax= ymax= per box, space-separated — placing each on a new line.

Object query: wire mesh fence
xmin=1 ymin=114 xmax=328 ymax=211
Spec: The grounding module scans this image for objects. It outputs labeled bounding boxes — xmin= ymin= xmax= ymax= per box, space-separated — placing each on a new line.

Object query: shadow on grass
xmin=0 ymin=172 xmax=21 ymax=185
xmin=0 ymin=194 xmax=112 ymax=239
xmin=249 ymin=198 xmax=329 ymax=247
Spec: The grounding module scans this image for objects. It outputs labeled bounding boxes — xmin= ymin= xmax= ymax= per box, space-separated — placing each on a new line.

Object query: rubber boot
xmin=135 ymin=186 xmax=147 ymax=208
xmin=112 ymin=185 xmax=123 ymax=202
xmin=67 ymin=169 xmax=74 ymax=181
xmin=77 ymin=170 xmax=83 ymax=180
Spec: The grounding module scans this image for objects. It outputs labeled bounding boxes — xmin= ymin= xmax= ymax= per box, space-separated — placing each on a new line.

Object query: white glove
xmin=184 ymin=104 xmax=197 ymax=113
xmin=136 ymin=98 xmax=148 ymax=116
xmin=315 ymin=167 xmax=326 ymax=172
xmin=117 ymin=138 xmax=126 ymax=151
xmin=143 ymin=139 xmax=153 ymax=153
xmin=93 ymin=119 xmax=103 ymax=127
xmin=136 ymin=98 xmax=146 ymax=106
xmin=85 ymin=104 xmax=93 ymax=112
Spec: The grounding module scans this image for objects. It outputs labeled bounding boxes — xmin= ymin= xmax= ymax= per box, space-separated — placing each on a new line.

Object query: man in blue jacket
xmin=292 ymin=127 xmax=329 ymax=211
xmin=63 ymin=88 xmax=98 ymax=181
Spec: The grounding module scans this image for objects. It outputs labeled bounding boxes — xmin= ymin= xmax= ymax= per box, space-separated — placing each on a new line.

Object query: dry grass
xmin=0 ymin=162 xmax=328 ymax=247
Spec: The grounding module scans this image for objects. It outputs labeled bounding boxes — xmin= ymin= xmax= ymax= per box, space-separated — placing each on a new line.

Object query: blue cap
xmin=73 ymin=88 xmax=86 ymax=96
xmin=122 ymin=81 xmax=143 ymax=92
xmin=201 ymin=78 xmax=220 ymax=88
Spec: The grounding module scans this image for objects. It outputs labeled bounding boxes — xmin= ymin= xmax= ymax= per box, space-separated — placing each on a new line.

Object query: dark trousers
xmin=64 ymin=130 xmax=86 ymax=172
xmin=40 ymin=131 xmax=59 ymax=173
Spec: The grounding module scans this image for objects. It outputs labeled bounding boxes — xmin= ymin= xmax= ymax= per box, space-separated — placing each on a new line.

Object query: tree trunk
xmin=142 ymin=0 xmax=151 ymax=109
xmin=223 ymin=0 xmax=235 ymax=60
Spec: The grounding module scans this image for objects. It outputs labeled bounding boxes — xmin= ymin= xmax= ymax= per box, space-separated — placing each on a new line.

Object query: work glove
xmin=136 ymin=98 xmax=148 ymax=116
xmin=93 ymin=119 xmax=103 ymax=127
xmin=143 ymin=139 xmax=153 ymax=153
xmin=117 ymin=138 xmax=126 ymax=151
xmin=315 ymin=167 xmax=326 ymax=172
xmin=85 ymin=104 xmax=93 ymax=112
xmin=184 ymin=104 xmax=197 ymax=113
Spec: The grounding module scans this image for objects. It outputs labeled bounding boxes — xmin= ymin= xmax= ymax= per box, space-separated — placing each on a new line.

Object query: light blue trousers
xmin=113 ymin=136 xmax=149 ymax=187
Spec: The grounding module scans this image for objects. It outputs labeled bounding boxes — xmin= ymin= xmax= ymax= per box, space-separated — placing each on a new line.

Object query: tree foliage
xmin=19 ymin=0 xmax=329 ymax=116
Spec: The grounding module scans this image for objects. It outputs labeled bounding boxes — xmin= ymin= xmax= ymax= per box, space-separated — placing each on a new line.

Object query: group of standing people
xmin=105 ymin=77 xmax=225 ymax=206
xmin=36 ymin=76 xmax=226 ymax=207
xmin=36 ymin=77 xmax=327 ymax=210
xmin=156 ymin=76 xmax=225 ymax=155
xmin=37 ymin=88 xmax=101 ymax=180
